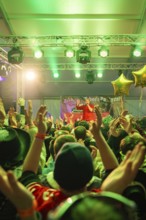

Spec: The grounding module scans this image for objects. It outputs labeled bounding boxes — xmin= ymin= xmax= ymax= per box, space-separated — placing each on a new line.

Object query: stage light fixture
xmin=132 ymin=47 xmax=141 ymax=57
xmin=98 ymin=46 xmax=109 ymax=57
xmin=8 ymin=46 xmax=23 ymax=64
xmin=65 ymin=48 xmax=75 ymax=58
xmin=86 ymin=71 xmax=95 ymax=84
xmin=75 ymin=72 xmax=81 ymax=78
xmin=97 ymin=72 xmax=103 ymax=78
xmin=76 ymin=46 xmax=91 ymax=64
xmin=34 ymin=49 xmax=44 ymax=58
xmin=53 ymin=72 xmax=59 ymax=78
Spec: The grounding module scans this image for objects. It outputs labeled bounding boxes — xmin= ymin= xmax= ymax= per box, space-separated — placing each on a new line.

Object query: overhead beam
xmin=0 ymin=34 xmax=146 ymax=47
xmin=7 ymin=13 xmax=142 ymax=20
xmin=0 ymin=2 xmax=15 ymax=34
xmin=22 ymin=62 xmax=145 ymax=70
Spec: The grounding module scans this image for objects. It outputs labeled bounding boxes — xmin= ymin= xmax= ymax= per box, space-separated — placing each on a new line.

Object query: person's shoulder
xmin=27 ymin=183 xmax=67 ymax=219
xmin=27 ymin=181 xmax=67 ymax=203
xmin=19 ymin=170 xmax=41 ymax=186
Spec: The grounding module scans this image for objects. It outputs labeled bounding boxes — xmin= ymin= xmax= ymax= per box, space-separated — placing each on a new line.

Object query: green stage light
xmin=75 ymin=72 xmax=81 ymax=78
xmin=53 ymin=72 xmax=59 ymax=78
xmin=65 ymin=48 xmax=75 ymax=58
xmin=76 ymin=46 xmax=91 ymax=64
xmin=34 ymin=49 xmax=44 ymax=58
xmin=132 ymin=47 xmax=141 ymax=57
xmin=97 ymin=72 xmax=103 ymax=78
xmin=86 ymin=71 xmax=95 ymax=84
xmin=8 ymin=46 xmax=23 ymax=64
xmin=98 ymin=46 xmax=109 ymax=57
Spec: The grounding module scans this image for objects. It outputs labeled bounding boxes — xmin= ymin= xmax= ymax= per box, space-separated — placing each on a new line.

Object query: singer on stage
xmin=76 ymin=98 xmax=95 ymax=121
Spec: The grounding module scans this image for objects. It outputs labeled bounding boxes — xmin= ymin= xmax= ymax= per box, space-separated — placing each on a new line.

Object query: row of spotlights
xmin=33 ymin=47 xmax=110 ymax=59
xmin=24 ymin=70 xmax=103 ymax=80
xmin=7 ymin=45 xmax=143 ymax=65
xmin=65 ymin=46 xmax=109 ymax=58
xmin=7 ymin=46 xmax=106 ymax=61
xmin=65 ymin=46 xmax=143 ymax=59
xmin=53 ymin=72 xmax=103 ymax=78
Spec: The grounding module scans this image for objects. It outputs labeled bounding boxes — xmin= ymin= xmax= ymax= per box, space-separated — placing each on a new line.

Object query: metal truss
xmin=0 ymin=34 xmax=146 ymax=47
xmin=22 ymin=62 xmax=145 ymax=70
xmin=0 ymin=47 xmax=22 ymax=70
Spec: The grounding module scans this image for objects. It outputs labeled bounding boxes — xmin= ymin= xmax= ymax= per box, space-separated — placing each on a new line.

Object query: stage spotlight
xmin=86 ymin=71 xmax=95 ymax=84
xmin=65 ymin=48 xmax=75 ymax=58
xmin=98 ymin=46 xmax=109 ymax=57
xmin=97 ymin=72 xmax=103 ymax=78
xmin=8 ymin=46 xmax=23 ymax=64
xmin=75 ymin=72 xmax=81 ymax=78
xmin=34 ymin=49 xmax=44 ymax=58
xmin=53 ymin=72 xmax=59 ymax=78
xmin=132 ymin=47 xmax=141 ymax=57
xmin=25 ymin=70 xmax=36 ymax=81
xmin=76 ymin=46 xmax=91 ymax=64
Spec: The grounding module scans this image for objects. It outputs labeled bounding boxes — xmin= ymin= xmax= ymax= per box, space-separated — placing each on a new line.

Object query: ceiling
xmin=0 ymin=0 xmax=146 ymax=99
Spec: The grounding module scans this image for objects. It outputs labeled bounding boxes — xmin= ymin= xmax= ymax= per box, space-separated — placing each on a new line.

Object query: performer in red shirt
xmin=76 ymin=98 xmax=95 ymax=121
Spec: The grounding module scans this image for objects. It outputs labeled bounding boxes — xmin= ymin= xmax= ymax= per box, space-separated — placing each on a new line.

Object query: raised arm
xmin=0 ymin=167 xmax=37 ymax=220
xmin=23 ymin=105 xmax=48 ymax=173
xmin=87 ymin=103 xmax=94 ymax=112
xmin=8 ymin=107 xmax=18 ymax=128
xmin=76 ymin=98 xmax=84 ymax=110
xmin=0 ymin=98 xmax=6 ymax=127
xmin=101 ymin=142 xmax=146 ymax=194
xmin=90 ymin=106 xmax=119 ymax=170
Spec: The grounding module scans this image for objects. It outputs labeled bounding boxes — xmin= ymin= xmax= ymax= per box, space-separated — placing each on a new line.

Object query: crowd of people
xmin=0 ymin=97 xmax=146 ymax=220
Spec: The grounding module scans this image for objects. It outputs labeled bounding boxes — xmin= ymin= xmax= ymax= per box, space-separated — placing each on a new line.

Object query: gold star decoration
xmin=111 ymin=73 xmax=134 ymax=96
xmin=132 ymin=65 xmax=146 ymax=87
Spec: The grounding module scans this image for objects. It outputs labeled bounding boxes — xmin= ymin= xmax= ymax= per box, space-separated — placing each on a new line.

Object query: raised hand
xmin=18 ymin=97 xmax=25 ymax=107
xmin=90 ymin=105 xmax=119 ymax=169
xmin=76 ymin=99 xmax=81 ymax=106
xmin=101 ymin=142 xmax=146 ymax=193
xmin=0 ymin=98 xmax=6 ymax=116
xmin=0 ymin=98 xmax=6 ymax=127
xmin=24 ymin=100 xmax=34 ymax=127
xmin=36 ymin=105 xmax=48 ymax=134
xmin=120 ymin=109 xmax=129 ymax=117
xmin=8 ymin=107 xmax=18 ymax=127
xmin=0 ymin=166 xmax=34 ymax=211
xmin=23 ymin=105 xmax=48 ymax=174
xmin=90 ymin=105 xmax=102 ymax=137
xmin=119 ymin=116 xmax=133 ymax=134
xmin=108 ymin=118 xmax=122 ymax=137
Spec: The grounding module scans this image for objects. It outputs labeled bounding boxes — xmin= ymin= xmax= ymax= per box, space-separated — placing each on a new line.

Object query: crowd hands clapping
xmin=0 ymin=97 xmax=146 ymax=220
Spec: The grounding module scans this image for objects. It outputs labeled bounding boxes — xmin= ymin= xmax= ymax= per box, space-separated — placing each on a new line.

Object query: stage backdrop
xmin=23 ymin=97 xmax=146 ymax=121
xmin=60 ymin=96 xmax=123 ymax=121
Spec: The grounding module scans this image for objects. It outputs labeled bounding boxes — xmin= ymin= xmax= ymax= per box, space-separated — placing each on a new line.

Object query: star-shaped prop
xmin=132 ymin=65 xmax=146 ymax=87
xmin=111 ymin=73 xmax=134 ymax=96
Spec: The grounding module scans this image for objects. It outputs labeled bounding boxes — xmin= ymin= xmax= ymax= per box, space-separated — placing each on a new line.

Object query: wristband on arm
xmin=17 ymin=199 xmax=37 ymax=218
xmin=35 ymin=133 xmax=46 ymax=140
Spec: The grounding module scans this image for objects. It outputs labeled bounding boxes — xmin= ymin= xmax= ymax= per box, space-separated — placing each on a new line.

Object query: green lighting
xmin=98 ymin=46 xmax=109 ymax=58
xmin=34 ymin=49 xmax=43 ymax=58
xmin=53 ymin=72 xmax=59 ymax=78
xmin=65 ymin=48 xmax=75 ymax=58
xmin=97 ymin=72 xmax=103 ymax=78
xmin=75 ymin=72 xmax=80 ymax=78
xmin=132 ymin=48 xmax=141 ymax=57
